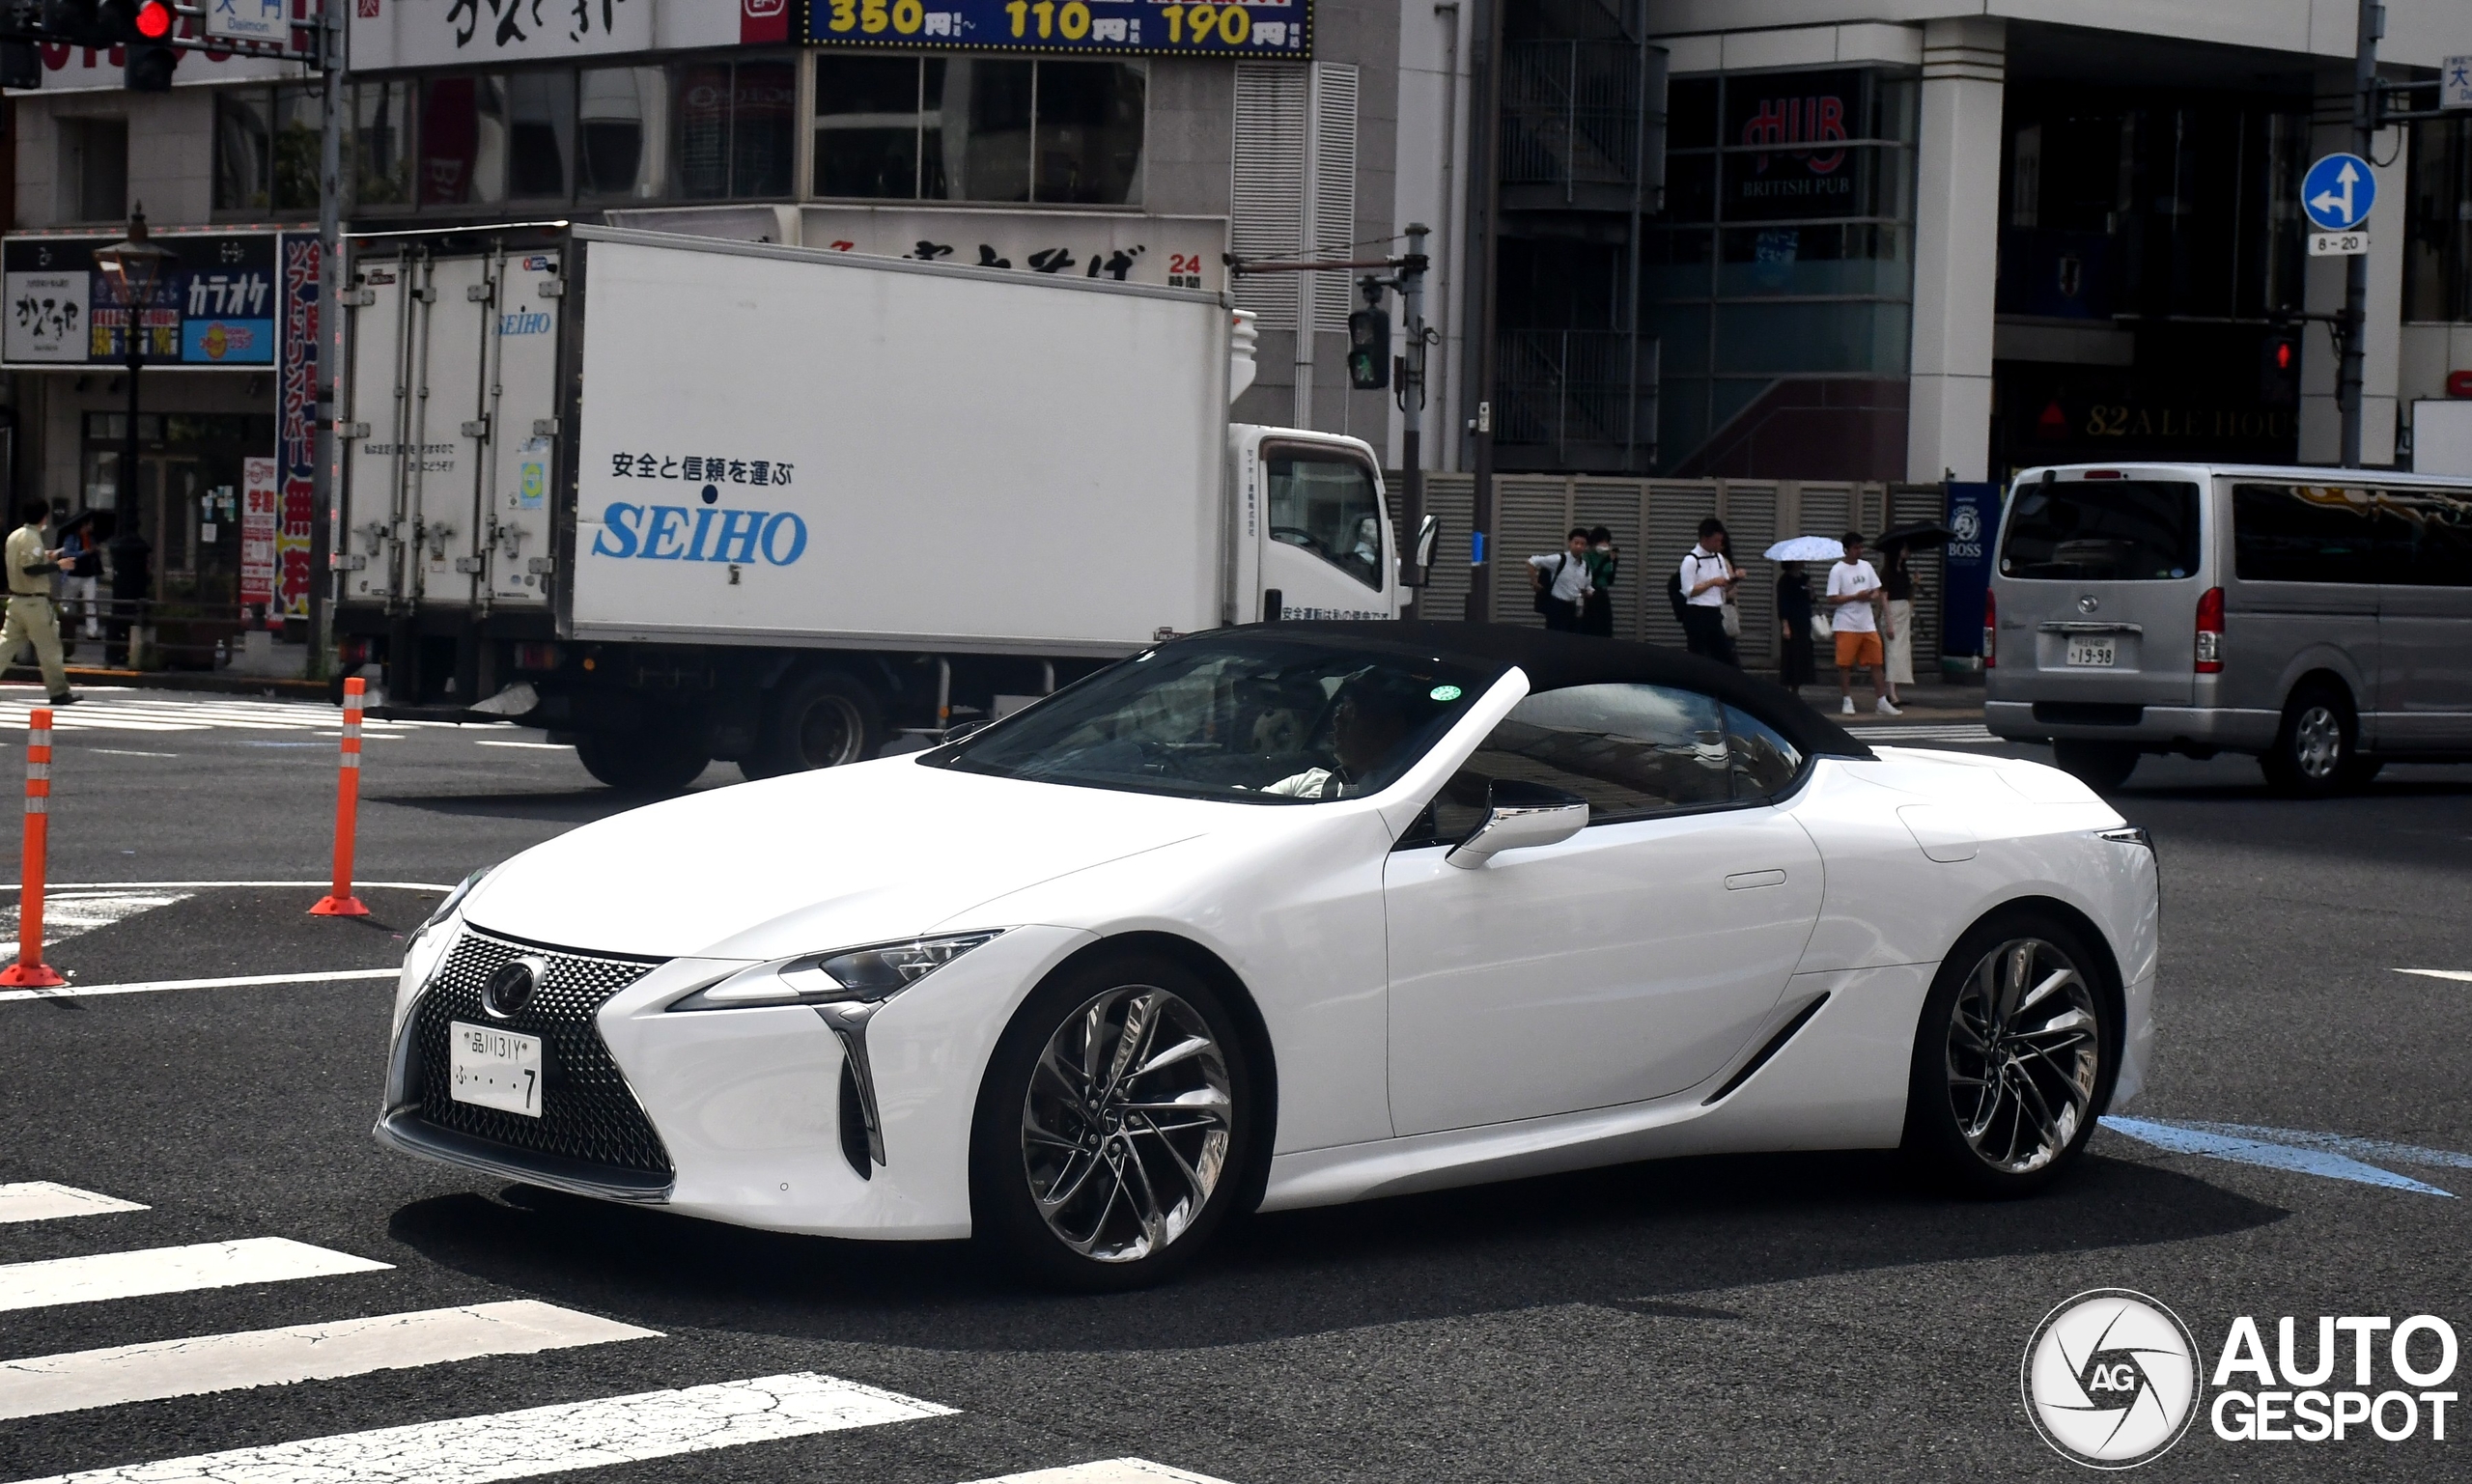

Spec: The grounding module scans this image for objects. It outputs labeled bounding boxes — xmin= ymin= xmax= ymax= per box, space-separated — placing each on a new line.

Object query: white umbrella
xmin=1764 ymin=535 xmax=1844 ymax=562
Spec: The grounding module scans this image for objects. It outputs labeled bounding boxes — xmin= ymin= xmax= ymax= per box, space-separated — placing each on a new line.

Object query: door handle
xmin=1724 ymin=869 xmax=1787 ymax=890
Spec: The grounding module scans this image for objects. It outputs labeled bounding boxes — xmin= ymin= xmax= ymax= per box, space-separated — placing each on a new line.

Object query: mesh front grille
xmin=407 ymin=928 xmax=673 ymax=1180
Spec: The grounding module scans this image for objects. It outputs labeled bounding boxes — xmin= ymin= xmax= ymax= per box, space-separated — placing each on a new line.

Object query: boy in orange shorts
xmin=1826 ymin=532 xmax=1899 ymax=716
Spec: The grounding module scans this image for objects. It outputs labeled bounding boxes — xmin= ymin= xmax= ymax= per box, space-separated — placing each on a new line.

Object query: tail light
xmin=2195 ymin=586 xmax=2224 ymax=673
xmin=1982 ymin=589 xmax=1996 ymax=668
xmin=513 ymin=642 xmax=566 ymax=671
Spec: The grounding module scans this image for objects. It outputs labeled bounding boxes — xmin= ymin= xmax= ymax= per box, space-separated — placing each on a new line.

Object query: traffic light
xmin=1345 ymin=306 xmax=1390 ymax=391
xmin=38 ymin=0 xmax=110 ymax=45
xmin=2259 ymin=330 xmax=2299 ymax=407
xmin=116 ymin=0 xmax=178 ymax=93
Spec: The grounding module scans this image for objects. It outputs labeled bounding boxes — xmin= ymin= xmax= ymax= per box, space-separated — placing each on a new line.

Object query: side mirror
xmin=944 ymin=718 xmax=991 ymax=741
xmin=1403 ymin=514 xmax=1442 ymax=588
xmin=1446 ymin=779 xmax=1588 ymax=870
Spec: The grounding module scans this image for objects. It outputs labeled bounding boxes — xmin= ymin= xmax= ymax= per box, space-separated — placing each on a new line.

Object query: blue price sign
xmin=2301 ymin=153 xmax=2375 ymax=233
xmin=806 ymin=0 xmax=1311 ymax=56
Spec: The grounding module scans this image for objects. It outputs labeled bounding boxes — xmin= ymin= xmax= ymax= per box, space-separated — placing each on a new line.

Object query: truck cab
xmin=1228 ymin=424 xmax=1401 ymax=626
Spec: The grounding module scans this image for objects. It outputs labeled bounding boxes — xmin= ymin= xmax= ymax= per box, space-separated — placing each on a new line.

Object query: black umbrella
xmin=1876 ymin=520 xmax=1954 ymax=551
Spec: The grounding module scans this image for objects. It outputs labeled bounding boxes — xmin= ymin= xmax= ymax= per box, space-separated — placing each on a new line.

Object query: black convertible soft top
xmin=1206 ymin=621 xmax=1873 ymax=761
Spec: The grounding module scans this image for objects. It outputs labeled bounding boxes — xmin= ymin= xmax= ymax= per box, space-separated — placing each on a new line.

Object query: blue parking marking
xmin=2100 ymin=1116 xmax=2458 ymax=1197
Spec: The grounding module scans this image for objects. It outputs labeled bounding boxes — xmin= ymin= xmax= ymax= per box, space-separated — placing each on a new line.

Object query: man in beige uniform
xmin=4 ymin=500 xmax=80 ymax=705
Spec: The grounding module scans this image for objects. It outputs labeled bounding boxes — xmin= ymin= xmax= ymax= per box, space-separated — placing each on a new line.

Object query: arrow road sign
xmin=2301 ymin=153 xmax=2376 ymax=233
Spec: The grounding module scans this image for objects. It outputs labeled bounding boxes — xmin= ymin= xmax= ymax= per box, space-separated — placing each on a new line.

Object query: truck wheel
xmin=2050 ymin=740 xmax=2139 ymax=792
xmin=575 ymin=726 xmax=711 ymax=794
xmin=2260 ymin=683 xmax=2354 ymax=798
xmin=743 ymin=670 xmax=885 ymax=780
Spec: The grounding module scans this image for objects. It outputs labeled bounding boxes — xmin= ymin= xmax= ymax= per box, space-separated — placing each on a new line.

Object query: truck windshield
xmin=1268 ymin=452 xmax=1385 ymax=590
xmin=2000 ymin=480 xmax=2202 ymax=581
xmin=925 ymin=634 xmax=1500 ymax=803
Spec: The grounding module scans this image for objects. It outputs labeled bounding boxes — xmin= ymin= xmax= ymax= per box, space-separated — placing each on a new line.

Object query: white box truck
xmin=334 ymin=224 xmax=1423 ymax=788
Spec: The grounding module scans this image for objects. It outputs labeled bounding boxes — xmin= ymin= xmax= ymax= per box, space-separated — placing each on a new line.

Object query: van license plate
xmin=2065 ymin=636 xmax=2118 ymax=668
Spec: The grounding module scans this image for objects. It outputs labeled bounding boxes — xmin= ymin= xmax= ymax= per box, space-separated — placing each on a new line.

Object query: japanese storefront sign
xmin=240 ymin=456 xmax=280 ymax=613
xmin=807 ymin=0 xmax=1308 ymax=56
xmin=275 ymin=236 xmax=321 ymax=620
xmin=3 ymin=232 xmax=280 ymax=367
xmin=1721 ymin=68 xmax=1868 ymax=221
xmin=346 ymin=0 xmax=761 ymax=70
xmin=609 ymin=206 xmax=1228 ymax=293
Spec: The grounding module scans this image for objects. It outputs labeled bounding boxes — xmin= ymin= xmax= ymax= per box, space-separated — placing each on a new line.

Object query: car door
xmin=1382 ymin=683 xmax=1823 ymax=1137
xmin=1256 ymin=440 xmax=1394 ymax=620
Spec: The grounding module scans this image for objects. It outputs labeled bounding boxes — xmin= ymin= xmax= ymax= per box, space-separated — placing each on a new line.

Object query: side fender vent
xmin=1703 ymin=994 xmax=1831 ymax=1106
xmin=838 ymin=1062 xmax=874 ymax=1181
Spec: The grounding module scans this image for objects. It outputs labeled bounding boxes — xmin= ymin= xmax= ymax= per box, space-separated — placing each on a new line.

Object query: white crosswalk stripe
xmin=0 ymin=1239 xmax=391 ymax=1313
xmin=0 ymin=1301 xmax=660 ymax=1422
xmin=0 ymin=688 xmax=419 ymax=738
xmin=0 ymin=1185 xmax=147 ymax=1225
xmin=4 ymin=1371 xmax=956 ymax=1484
xmin=968 ymin=1465 xmax=1232 ymax=1484
xmin=1849 ymin=723 xmax=2002 ymax=744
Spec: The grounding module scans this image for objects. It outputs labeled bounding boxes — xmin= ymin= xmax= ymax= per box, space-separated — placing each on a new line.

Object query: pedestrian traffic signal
xmin=2259 ymin=331 xmax=2299 ymax=407
xmin=1345 ymin=307 xmax=1390 ymax=391
xmin=37 ymin=0 xmax=109 ymax=45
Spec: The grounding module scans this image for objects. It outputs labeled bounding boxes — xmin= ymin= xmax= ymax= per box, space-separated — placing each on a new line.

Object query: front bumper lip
xmin=374 ymin=1106 xmax=676 ymax=1204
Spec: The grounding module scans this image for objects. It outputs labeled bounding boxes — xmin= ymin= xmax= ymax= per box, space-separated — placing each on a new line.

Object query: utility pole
xmin=2338 ymin=0 xmax=2381 ymax=468
xmin=1467 ymin=0 xmax=1503 ymax=622
xmin=1397 ymin=221 xmax=1428 ymax=616
xmin=310 ymin=0 xmax=347 ymax=664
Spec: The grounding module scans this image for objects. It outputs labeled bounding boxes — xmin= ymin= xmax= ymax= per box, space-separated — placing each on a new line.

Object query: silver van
xmin=1984 ymin=462 xmax=2472 ymax=795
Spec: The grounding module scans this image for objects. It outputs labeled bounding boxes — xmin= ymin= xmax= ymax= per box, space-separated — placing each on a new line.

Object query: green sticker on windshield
xmin=1429 ymin=685 xmax=1463 ymax=702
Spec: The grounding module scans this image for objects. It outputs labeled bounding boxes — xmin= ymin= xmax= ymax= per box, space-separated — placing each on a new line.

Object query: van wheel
xmin=576 ymin=723 xmax=711 ymax=794
xmin=2260 ymin=684 xmax=2354 ymax=798
xmin=742 ymin=670 xmax=885 ymax=779
xmin=2050 ymin=741 xmax=2139 ymax=792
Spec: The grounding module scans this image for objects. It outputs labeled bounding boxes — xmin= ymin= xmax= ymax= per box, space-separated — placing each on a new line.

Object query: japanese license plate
xmin=2065 ymin=636 xmax=2118 ymax=667
xmin=449 ymin=1022 xmax=543 ymax=1118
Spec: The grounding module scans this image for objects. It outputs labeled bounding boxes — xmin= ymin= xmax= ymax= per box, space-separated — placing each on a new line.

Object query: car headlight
xmin=421 ymin=865 xmax=495 ymax=936
xmin=666 ymin=931 xmax=1006 ymax=1012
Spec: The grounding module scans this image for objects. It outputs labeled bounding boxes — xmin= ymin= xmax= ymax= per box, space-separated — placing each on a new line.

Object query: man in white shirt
xmin=1677 ymin=517 xmax=1742 ymax=666
xmin=1826 ymin=532 xmax=1900 ymax=715
xmin=1528 ymin=527 xmax=1592 ymax=632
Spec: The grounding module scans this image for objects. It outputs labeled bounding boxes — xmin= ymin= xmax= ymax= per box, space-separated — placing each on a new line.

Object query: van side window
xmin=2388 ymin=488 xmax=2472 ymax=587
xmin=2232 ymin=484 xmax=2392 ymax=584
xmin=2001 ymin=481 xmax=2201 ymax=580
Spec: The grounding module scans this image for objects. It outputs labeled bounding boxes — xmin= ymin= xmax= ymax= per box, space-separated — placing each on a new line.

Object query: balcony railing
xmin=1496 ymin=328 xmax=1658 ymax=468
xmin=1500 ymin=39 xmax=1644 ymax=196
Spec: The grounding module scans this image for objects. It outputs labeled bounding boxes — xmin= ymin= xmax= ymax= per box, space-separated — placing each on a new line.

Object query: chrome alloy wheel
xmin=1946 ymin=938 xmax=2100 ymax=1175
xmin=2290 ymin=704 xmax=2344 ymax=780
xmin=1021 ymin=985 xmax=1232 ymax=1263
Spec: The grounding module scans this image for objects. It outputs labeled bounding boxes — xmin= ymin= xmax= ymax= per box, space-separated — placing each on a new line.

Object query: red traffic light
xmin=133 ymin=0 xmax=171 ymax=37
xmin=2273 ymin=341 xmax=2292 ymax=371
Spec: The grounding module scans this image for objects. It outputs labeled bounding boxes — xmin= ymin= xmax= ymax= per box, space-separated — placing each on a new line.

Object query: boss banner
xmin=806 ymin=0 xmax=1309 ymax=57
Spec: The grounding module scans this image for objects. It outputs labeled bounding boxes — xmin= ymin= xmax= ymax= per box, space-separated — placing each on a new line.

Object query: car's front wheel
xmin=1904 ymin=911 xmax=2114 ymax=1197
xmin=969 ymin=951 xmax=1255 ymax=1290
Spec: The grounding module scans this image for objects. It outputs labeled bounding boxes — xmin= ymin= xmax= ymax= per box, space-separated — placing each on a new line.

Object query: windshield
xmin=926 ymin=633 xmax=1502 ymax=803
xmin=2000 ymin=480 xmax=2202 ymax=581
xmin=1268 ymin=451 xmax=1386 ymax=591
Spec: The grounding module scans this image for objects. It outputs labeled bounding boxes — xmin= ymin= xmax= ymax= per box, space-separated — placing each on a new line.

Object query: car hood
xmin=459 ymin=756 xmax=1226 ymax=961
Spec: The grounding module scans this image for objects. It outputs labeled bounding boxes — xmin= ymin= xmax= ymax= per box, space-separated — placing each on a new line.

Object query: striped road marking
xmin=2 ymin=1371 xmax=955 ymax=1484
xmin=0 ymin=1185 xmax=147 ymax=1226
xmin=1848 ymin=724 xmax=2003 ymax=744
xmin=0 ymin=690 xmax=420 ymax=738
xmin=0 ymin=1301 xmax=660 ymax=1421
xmin=0 ymin=967 xmax=398 ymax=1006
xmin=0 ymin=889 xmax=193 ymax=948
xmin=0 ymin=1240 xmax=391 ymax=1314
xmin=2398 ymin=968 xmax=2472 ymax=983
xmin=967 ymin=1465 xmax=1233 ymax=1484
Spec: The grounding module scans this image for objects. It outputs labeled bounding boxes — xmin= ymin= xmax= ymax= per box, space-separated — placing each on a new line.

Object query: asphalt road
xmin=1 ymin=686 xmax=2467 ymax=1482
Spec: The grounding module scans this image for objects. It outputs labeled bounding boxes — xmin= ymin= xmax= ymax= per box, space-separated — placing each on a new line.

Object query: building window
xmin=579 ymin=66 xmax=665 ymax=201
xmin=58 ymin=117 xmax=128 ymax=225
xmin=215 ymin=87 xmax=324 ymax=215
xmin=813 ymin=55 xmax=1144 ymax=204
xmin=2406 ymin=117 xmax=2472 ymax=322
xmin=675 ymin=57 xmax=796 ymax=200
xmin=352 ymin=80 xmax=417 ymax=209
xmin=1646 ymin=69 xmax=1919 ymax=473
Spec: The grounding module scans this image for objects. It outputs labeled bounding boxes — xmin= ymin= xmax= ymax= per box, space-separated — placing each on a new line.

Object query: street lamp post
xmin=94 ymin=207 xmax=175 ymax=665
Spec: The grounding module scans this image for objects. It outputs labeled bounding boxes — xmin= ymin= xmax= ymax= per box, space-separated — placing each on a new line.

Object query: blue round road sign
xmin=2301 ymin=153 xmax=2375 ymax=232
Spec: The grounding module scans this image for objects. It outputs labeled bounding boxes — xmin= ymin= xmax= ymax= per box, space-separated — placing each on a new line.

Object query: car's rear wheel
xmin=1904 ymin=911 xmax=2113 ymax=1197
xmin=970 ymin=951 xmax=1254 ymax=1290
xmin=2260 ymin=683 xmax=2355 ymax=798
xmin=2050 ymin=740 xmax=2140 ymax=792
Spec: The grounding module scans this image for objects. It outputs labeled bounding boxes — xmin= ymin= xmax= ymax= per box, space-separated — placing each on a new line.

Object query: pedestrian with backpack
xmin=1677 ymin=518 xmax=1743 ymax=666
xmin=1580 ymin=525 xmax=1618 ymax=636
xmin=1529 ymin=527 xmax=1592 ymax=632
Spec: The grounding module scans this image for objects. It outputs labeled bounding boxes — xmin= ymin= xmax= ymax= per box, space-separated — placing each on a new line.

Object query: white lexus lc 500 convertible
xmin=379 ymin=624 xmax=2158 ymax=1287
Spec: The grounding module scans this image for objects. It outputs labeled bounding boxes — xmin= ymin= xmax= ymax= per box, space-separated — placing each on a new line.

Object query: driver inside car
xmin=1261 ymin=672 xmax=1419 ymax=798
